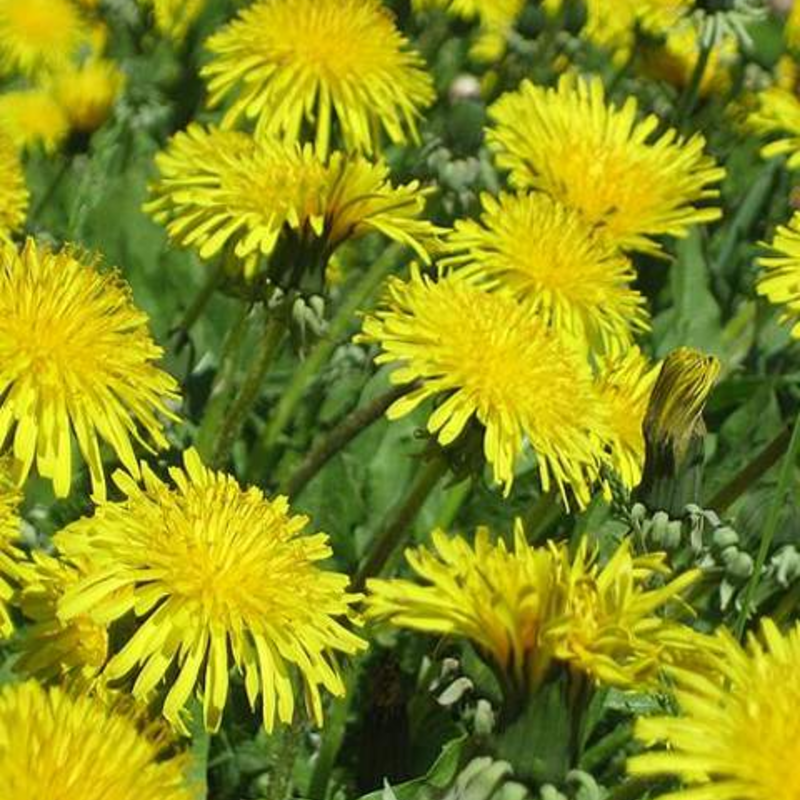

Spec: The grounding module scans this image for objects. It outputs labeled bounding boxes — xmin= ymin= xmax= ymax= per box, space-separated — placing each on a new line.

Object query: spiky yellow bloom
xmin=597 ymin=348 xmax=660 ymax=489
xmin=366 ymin=524 xmax=701 ymax=693
xmin=15 ymin=552 xmax=108 ymax=682
xmin=758 ymin=213 xmax=800 ymax=338
xmin=0 ymin=89 xmax=70 ymax=153
xmin=629 ymin=619 xmax=800 ymax=800
xmin=0 ymin=238 xmax=180 ymax=500
xmin=0 ymin=468 xmax=26 ymax=638
xmin=139 ymin=0 xmax=208 ymax=42
xmin=441 ymin=192 xmax=649 ymax=351
xmin=52 ymin=58 xmax=125 ymax=133
xmin=145 ymin=124 xmax=437 ymax=279
xmin=488 ymin=75 xmax=724 ymax=254
xmin=56 ymin=449 xmax=367 ymax=733
xmin=358 ymin=268 xmax=612 ymax=505
xmin=0 ymin=680 xmax=193 ymax=799
xmin=748 ymin=84 xmax=800 ymax=170
xmin=0 ymin=0 xmax=91 ymax=77
xmin=0 ymin=134 xmax=27 ymax=241
xmin=202 ymin=0 xmax=434 ymax=158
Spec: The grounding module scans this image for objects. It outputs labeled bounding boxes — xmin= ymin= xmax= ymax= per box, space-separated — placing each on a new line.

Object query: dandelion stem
xmin=734 ymin=413 xmax=800 ymax=639
xmin=676 ymin=30 xmax=713 ymax=125
xmin=281 ymin=382 xmax=414 ymax=499
xmin=265 ymin=720 xmax=302 ymax=800
xmin=354 ymin=453 xmax=449 ymax=591
xmin=172 ymin=259 xmax=225 ymax=348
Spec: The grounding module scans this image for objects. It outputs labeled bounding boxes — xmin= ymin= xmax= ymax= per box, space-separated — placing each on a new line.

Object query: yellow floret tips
xmin=357 ymin=268 xmax=613 ymax=507
xmin=0 ymin=134 xmax=27 ymax=241
xmin=366 ymin=524 xmax=702 ymax=694
xmin=0 ymin=680 xmax=194 ymax=800
xmin=202 ymin=0 xmax=435 ymax=158
xmin=55 ymin=448 xmax=367 ymax=734
xmin=0 ymin=238 xmax=180 ymax=500
xmin=0 ymin=467 xmax=27 ymax=638
xmin=629 ymin=619 xmax=800 ymax=800
xmin=140 ymin=0 xmax=208 ymax=42
xmin=487 ymin=75 xmax=725 ymax=254
xmin=758 ymin=212 xmax=800 ymax=339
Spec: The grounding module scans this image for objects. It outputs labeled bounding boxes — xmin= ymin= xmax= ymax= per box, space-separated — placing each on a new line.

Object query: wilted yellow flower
xmin=0 ymin=134 xmax=27 ymax=241
xmin=0 ymin=238 xmax=180 ymax=500
xmin=202 ymin=0 xmax=435 ymax=158
xmin=0 ymin=89 xmax=70 ymax=153
xmin=52 ymin=58 xmax=125 ymax=133
xmin=0 ymin=680 xmax=193 ymax=799
xmin=57 ymin=449 xmax=366 ymax=733
xmin=629 ymin=619 xmax=800 ymax=800
xmin=139 ymin=0 xmax=208 ymax=42
xmin=358 ymin=267 xmax=612 ymax=505
xmin=596 ymin=347 xmax=660 ymax=489
xmin=0 ymin=0 xmax=91 ymax=76
xmin=488 ymin=75 xmax=724 ymax=254
xmin=0 ymin=469 xmax=26 ymax=638
xmin=758 ymin=213 xmax=800 ymax=338
xmin=366 ymin=524 xmax=701 ymax=693
xmin=145 ymin=124 xmax=438 ymax=280
xmin=442 ymin=192 xmax=649 ymax=351
xmin=748 ymin=84 xmax=800 ymax=170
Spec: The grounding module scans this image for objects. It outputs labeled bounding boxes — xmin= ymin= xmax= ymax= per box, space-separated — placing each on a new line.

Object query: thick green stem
xmin=209 ymin=313 xmax=287 ymax=469
xmin=265 ymin=722 xmax=302 ymax=800
xmin=353 ymin=454 xmax=449 ymax=591
xmin=734 ymin=413 xmax=800 ymax=639
xmin=281 ymin=383 xmax=413 ymax=499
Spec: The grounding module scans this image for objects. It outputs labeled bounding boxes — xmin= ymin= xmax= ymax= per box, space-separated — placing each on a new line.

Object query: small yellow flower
xmin=52 ymin=58 xmax=125 ymax=133
xmin=0 ymin=133 xmax=27 ymax=241
xmin=139 ymin=0 xmax=208 ymax=42
xmin=748 ymin=83 xmax=800 ymax=170
xmin=442 ymin=191 xmax=649 ymax=351
xmin=0 ymin=238 xmax=180 ymax=499
xmin=0 ymin=680 xmax=193 ymax=799
xmin=366 ymin=524 xmax=702 ymax=694
xmin=0 ymin=0 xmax=91 ymax=77
xmin=629 ymin=619 xmax=800 ymax=800
xmin=0 ymin=89 xmax=70 ymax=153
xmin=358 ymin=267 xmax=612 ymax=505
xmin=145 ymin=124 xmax=438 ymax=279
xmin=758 ymin=212 xmax=800 ymax=338
xmin=488 ymin=75 xmax=724 ymax=254
xmin=202 ymin=0 xmax=435 ymax=158
xmin=56 ymin=449 xmax=366 ymax=733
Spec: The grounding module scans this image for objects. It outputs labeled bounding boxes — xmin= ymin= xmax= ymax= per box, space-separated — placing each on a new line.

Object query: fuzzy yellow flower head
xmin=56 ymin=449 xmax=367 ymax=734
xmin=0 ymin=0 xmax=91 ymax=76
xmin=145 ymin=124 xmax=438 ymax=280
xmin=366 ymin=524 xmax=701 ymax=693
xmin=52 ymin=58 xmax=125 ymax=133
xmin=202 ymin=0 xmax=435 ymax=158
xmin=358 ymin=268 xmax=613 ymax=506
xmin=0 ymin=133 xmax=27 ymax=241
xmin=0 ymin=680 xmax=193 ymax=800
xmin=748 ymin=84 xmax=800 ymax=170
xmin=0 ymin=467 xmax=27 ymax=638
xmin=0 ymin=238 xmax=180 ymax=500
xmin=139 ymin=0 xmax=208 ymax=42
xmin=488 ymin=75 xmax=724 ymax=254
xmin=629 ymin=619 xmax=800 ymax=800
xmin=758 ymin=213 xmax=800 ymax=338
xmin=441 ymin=192 xmax=649 ymax=351
xmin=0 ymin=89 xmax=70 ymax=153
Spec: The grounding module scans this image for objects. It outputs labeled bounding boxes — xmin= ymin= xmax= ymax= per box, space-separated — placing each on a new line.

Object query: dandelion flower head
xmin=0 ymin=238 xmax=180 ymax=499
xmin=748 ymin=83 xmax=800 ymax=171
xmin=140 ymin=0 xmax=208 ymax=42
xmin=758 ymin=212 xmax=800 ymax=339
xmin=0 ymin=466 xmax=26 ymax=638
xmin=0 ymin=89 xmax=70 ymax=153
xmin=0 ymin=133 xmax=27 ymax=241
xmin=52 ymin=58 xmax=125 ymax=133
xmin=56 ymin=449 xmax=367 ymax=733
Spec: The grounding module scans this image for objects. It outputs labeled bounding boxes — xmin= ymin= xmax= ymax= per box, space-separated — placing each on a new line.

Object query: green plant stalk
xmin=265 ymin=721 xmax=302 ymax=800
xmin=209 ymin=313 xmax=287 ymax=469
xmin=523 ymin=491 xmax=562 ymax=543
xmin=734 ymin=413 xmax=800 ymax=639
xmin=353 ymin=453 xmax=449 ymax=591
xmin=174 ymin=258 xmax=226 ymax=341
xmin=676 ymin=30 xmax=713 ymax=124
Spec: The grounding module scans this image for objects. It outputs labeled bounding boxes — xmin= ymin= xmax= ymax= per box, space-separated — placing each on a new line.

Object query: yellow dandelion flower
xmin=52 ymin=58 xmax=125 ymax=133
xmin=596 ymin=347 xmax=660 ymax=490
xmin=357 ymin=267 xmax=612 ymax=505
xmin=0 ymin=680 xmax=193 ymax=799
xmin=139 ymin=0 xmax=208 ymax=42
xmin=0 ymin=89 xmax=70 ymax=153
xmin=0 ymin=133 xmax=27 ymax=241
xmin=15 ymin=551 xmax=109 ymax=682
xmin=441 ymin=192 xmax=649 ymax=351
xmin=366 ymin=524 xmax=701 ymax=693
xmin=0 ymin=238 xmax=180 ymax=500
xmin=487 ymin=75 xmax=724 ymax=255
xmin=202 ymin=0 xmax=435 ymax=158
xmin=629 ymin=618 xmax=800 ymax=800
xmin=56 ymin=449 xmax=367 ymax=733
xmin=758 ymin=212 xmax=800 ymax=338
xmin=145 ymin=124 xmax=438 ymax=279
xmin=0 ymin=0 xmax=91 ymax=77
xmin=748 ymin=83 xmax=800 ymax=170
xmin=0 ymin=467 xmax=26 ymax=638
